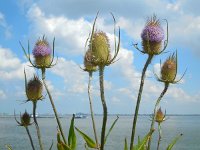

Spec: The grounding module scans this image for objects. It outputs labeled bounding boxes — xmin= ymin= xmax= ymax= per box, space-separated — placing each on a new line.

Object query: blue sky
xmin=0 ymin=0 xmax=199 ymax=115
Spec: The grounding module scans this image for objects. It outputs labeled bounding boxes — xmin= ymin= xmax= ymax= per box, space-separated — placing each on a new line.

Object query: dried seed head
xmin=27 ymin=76 xmax=43 ymax=101
xmin=161 ymin=54 xmax=177 ymax=82
xmin=20 ymin=111 xmax=31 ymax=127
xmin=33 ymin=38 xmax=52 ymax=67
xmin=141 ymin=16 xmax=164 ymax=55
xmin=90 ymin=31 xmax=111 ymax=66
xmin=84 ymin=50 xmax=97 ymax=72
xmin=155 ymin=107 xmax=165 ymax=123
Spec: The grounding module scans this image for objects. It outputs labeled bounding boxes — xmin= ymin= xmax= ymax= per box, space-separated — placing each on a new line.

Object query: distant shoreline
xmin=1 ymin=114 xmax=200 ymax=118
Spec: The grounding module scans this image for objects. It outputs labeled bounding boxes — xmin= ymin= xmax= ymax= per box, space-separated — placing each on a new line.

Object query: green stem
xmin=41 ymin=68 xmax=67 ymax=144
xmin=147 ymin=83 xmax=169 ymax=150
xmin=157 ymin=123 xmax=162 ymax=150
xmin=33 ymin=101 xmax=43 ymax=150
xmin=25 ymin=126 xmax=35 ymax=150
xmin=130 ymin=55 xmax=153 ymax=150
xmin=88 ymin=72 xmax=99 ymax=149
xmin=99 ymin=66 xmax=107 ymax=150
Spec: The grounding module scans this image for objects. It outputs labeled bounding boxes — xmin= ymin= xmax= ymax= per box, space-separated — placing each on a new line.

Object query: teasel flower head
xmin=33 ymin=37 xmax=52 ymax=67
xmin=83 ymin=50 xmax=97 ymax=72
xmin=88 ymin=12 xmax=120 ymax=67
xmin=141 ymin=15 xmax=165 ymax=55
xmin=89 ymin=31 xmax=111 ymax=66
xmin=21 ymin=111 xmax=31 ymax=126
xmin=155 ymin=107 xmax=166 ymax=124
xmin=133 ymin=15 xmax=168 ymax=56
xmin=161 ymin=53 xmax=177 ymax=83
xmin=20 ymin=35 xmax=57 ymax=69
xmin=154 ymin=51 xmax=186 ymax=84
xmin=26 ymin=75 xmax=43 ymax=102
xmin=15 ymin=110 xmax=32 ymax=127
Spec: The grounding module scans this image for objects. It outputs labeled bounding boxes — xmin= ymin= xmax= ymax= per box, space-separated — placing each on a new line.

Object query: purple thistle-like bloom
xmin=141 ymin=25 xmax=164 ymax=42
xmin=33 ymin=39 xmax=51 ymax=56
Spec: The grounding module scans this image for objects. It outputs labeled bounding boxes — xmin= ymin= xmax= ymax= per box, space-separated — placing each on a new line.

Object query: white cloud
xmin=0 ymin=47 xmax=21 ymax=69
xmin=111 ymin=96 xmax=121 ymax=103
xmin=18 ymin=1 xmax=200 ymax=114
xmin=27 ymin=4 xmax=121 ymax=56
xmin=44 ymin=80 xmax=64 ymax=98
xmin=117 ymin=17 xmax=144 ymax=41
xmin=27 ymin=4 xmax=91 ymax=55
xmin=24 ymin=0 xmax=200 ymax=56
xmin=50 ymin=57 xmax=87 ymax=94
xmin=0 ymin=12 xmax=12 ymax=39
xmin=0 ymin=47 xmax=35 ymax=80
xmin=0 ymin=90 xmax=6 ymax=99
xmin=111 ymin=48 xmax=140 ymax=90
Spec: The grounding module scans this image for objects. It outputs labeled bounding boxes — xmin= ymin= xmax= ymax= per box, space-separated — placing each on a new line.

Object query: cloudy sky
xmin=0 ymin=0 xmax=199 ymax=115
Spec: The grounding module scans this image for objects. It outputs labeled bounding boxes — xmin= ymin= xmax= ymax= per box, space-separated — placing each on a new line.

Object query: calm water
xmin=0 ymin=116 xmax=200 ymax=150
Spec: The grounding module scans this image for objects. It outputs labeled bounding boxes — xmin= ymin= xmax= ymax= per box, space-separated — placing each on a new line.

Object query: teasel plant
xmin=20 ymin=36 xmax=67 ymax=144
xmin=82 ymin=48 xmax=99 ymax=149
xmin=129 ymin=15 xmax=169 ymax=150
xmin=75 ymin=12 xmax=120 ymax=150
xmin=91 ymin=12 xmax=120 ymax=150
xmin=154 ymin=107 xmax=166 ymax=150
xmin=14 ymin=110 xmax=35 ymax=150
xmin=24 ymin=71 xmax=44 ymax=150
xmin=147 ymin=51 xmax=186 ymax=150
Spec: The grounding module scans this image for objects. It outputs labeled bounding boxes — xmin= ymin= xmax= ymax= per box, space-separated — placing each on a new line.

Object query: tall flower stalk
xmin=157 ymin=123 xmax=162 ymax=150
xmin=147 ymin=52 xmax=186 ymax=149
xmin=99 ymin=66 xmax=107 ymax=150
xmin=129 ymin=54 xmax=153 ymax=150
xmin=32 ymin=101 xmax=43 ymax=150
xmin=147 ymin=83 xmax=169 ymax=150
xmin=15 ymin=111 xmax=35 ymax=150
xmin=41 ymin=68 xmax=67 ymax=144
xmin=83 ymin=49 xmax=99 ymax=148
xmin=130 ymin=15 xmax=168 ymax=150
xmin=24 ymin=73 xmax=44 ymax=150
xmin=88 ymin=71 xmax=99 ymax=148
xmin=20 ymin=36 xmax=67 ymax=144
xmin=88 ymin=13 xmax=120 ymax=150
xmin=154 ymin=108 xmax=166 ymax=150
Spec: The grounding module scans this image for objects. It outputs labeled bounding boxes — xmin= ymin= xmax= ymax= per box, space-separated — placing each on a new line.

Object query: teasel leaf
xmin=57 ymin=131 xmax=62 ymax=143
xmin=57 ymin=143 xmax=71 ymax=150
xmin=68 ymin=114 xmax=76 ymax=150
xmin=166 ymin=133 xmax=183 ymax=150
xmin=57 ymin=143 xmax=65 ymax=150
xmin=75 ymin=127 xmax=97 ymax=148
xmin=104 ymin=116 xmax=119 ymax=144
xmin=5 ymin=145 xmax=12 ymax=150
xmin=133 ymin=129 xmax=154 ymax=150
xmin=124 ymin=138 xmax=128 ymax=150
xmin=57 ymin=131 xmax=71 ymax=150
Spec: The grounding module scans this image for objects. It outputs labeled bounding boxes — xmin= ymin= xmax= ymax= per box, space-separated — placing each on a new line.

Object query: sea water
xmin=0 ymin=116 xmax=200 ymax=150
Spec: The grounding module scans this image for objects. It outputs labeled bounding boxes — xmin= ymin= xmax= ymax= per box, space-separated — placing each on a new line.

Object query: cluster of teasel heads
xmin=11 ymin=13 xmax=186 ymax=150
xmin=79 ymin=12 xmax=120 ymax=150
xmin=128 ymin=15 xmax=185 ymax=150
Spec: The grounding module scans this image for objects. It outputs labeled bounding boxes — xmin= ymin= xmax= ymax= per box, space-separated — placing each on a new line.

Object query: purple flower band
xmin=33 ymin=45 xmax=51 ymax=56
xmin=141 ymin=25 xmax=164 ymax=42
